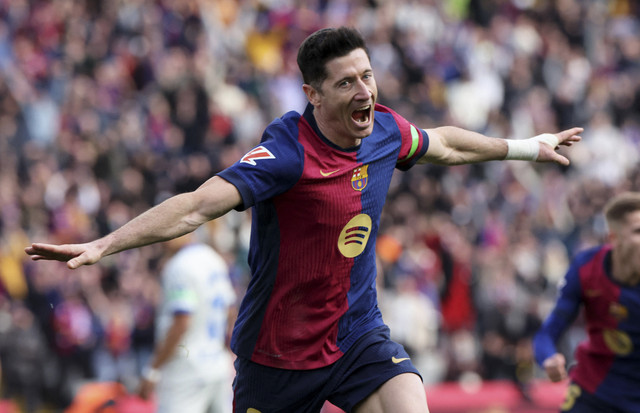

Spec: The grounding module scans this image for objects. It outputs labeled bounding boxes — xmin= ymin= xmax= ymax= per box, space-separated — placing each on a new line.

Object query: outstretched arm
xmin=419 ymin=126 xmax=583 ymax=166
xmin=25 ymin=176 xmax=242 ymax=269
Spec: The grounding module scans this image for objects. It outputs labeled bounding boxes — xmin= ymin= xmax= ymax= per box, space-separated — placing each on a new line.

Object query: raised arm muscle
xmin=102 ymin=176 xmax=241 ymax=257
xmin=419 ymin=126 xmax=508 ymax=165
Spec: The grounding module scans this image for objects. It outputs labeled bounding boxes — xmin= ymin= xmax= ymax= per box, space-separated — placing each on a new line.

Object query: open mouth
xmin=351 ymin=105 xmax=371 ymax=124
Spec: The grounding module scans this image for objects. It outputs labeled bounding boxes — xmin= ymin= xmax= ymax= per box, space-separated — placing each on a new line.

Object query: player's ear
xmin=303 ymin=84 xmax=320 ymax=105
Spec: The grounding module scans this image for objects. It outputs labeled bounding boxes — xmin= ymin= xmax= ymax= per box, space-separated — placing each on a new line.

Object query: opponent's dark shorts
xmin=560 ymin=382 xmax=628 ymax=413
xmin=232 ymin=325 xmax=422 ymax=413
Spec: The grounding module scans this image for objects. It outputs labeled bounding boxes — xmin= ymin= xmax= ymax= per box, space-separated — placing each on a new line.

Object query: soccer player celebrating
xmin=27 ymin=27 xmax=582 ymax=412
xmin=533 ymin=191 xmax=640 ymax=413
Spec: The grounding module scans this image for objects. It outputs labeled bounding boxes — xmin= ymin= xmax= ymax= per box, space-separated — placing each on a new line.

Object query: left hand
xmin=536 ymin=127 xmax=583 ymax=165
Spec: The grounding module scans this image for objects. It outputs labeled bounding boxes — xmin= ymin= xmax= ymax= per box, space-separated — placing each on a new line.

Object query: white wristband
xmin=505 ymin=133 xmax=559 ymax=161
xmin=143 ymin=366 xmax=162 ymax=383
xmin=532 ymin=133 xmax=559 ymax=149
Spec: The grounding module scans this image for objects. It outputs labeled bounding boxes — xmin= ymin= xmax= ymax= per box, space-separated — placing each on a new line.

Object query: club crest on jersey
xmin=351 ymin=165 xmax=369 ymax=191
xmin=240 ymin=146 xmax=275 ymax=165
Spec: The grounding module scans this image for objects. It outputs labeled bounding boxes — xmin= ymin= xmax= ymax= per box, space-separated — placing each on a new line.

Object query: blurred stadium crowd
xmin=0 ymin=0 xmax=639 ymax=411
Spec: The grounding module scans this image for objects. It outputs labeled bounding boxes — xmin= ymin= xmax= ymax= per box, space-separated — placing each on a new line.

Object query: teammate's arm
xmin=25 ymin=176 xmax=242 ymax=269
xmin=418 ymin=126 xmax=583 ymax=166
xmin=533 ymin=262 xmax=583 ymax=382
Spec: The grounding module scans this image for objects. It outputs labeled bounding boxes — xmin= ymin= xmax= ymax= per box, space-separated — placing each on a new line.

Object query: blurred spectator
xmin=0 ymin=301 xmax=48 ymax=413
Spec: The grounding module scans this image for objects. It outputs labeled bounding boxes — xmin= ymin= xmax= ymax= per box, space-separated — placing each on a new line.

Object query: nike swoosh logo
xmin=320 ymin=169 xmax=340 ymax=177
xmin=392 ymin=356 xmax=410 ymax=364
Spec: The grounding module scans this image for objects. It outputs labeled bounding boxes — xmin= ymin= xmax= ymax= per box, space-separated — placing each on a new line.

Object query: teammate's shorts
xmin=232 ymin=324 xmax=422 ymax=413
xmin=560 ymin=382 xmax=628 ymax=413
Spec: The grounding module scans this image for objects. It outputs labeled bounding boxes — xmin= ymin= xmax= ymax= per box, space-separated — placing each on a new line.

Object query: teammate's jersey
xmin=218 ymin=103 xmax=428 ymax=369
xmin=533 ymin=245 xmax=640 ymax=411
xmin=157 ymin=243 xmax=236 ymax=381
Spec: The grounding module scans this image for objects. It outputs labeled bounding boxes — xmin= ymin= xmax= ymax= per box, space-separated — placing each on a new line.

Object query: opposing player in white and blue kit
xmin=137 ymin=232 xmax=236 ymax=413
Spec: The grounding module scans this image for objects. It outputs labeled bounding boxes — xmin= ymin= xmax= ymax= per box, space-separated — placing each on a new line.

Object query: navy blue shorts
xmin=232 ymin=325 xmax=422 ymax=413
xmin=560 ymin=382 xmax=626 ymax=413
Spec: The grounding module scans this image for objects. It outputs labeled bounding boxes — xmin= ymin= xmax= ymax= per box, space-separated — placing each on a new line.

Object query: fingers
xmin=557 ymin=127 xmax=583 ymax=146
xmin=24 ymin=245 xmax=39 ymax=256
xmin=25 ymin=243 xmax=70 ymax=259
xmin=537 ymin=143 xmax=571 ymax=165
xmin=25 ymin=244 xmax=56 ymax=259
xmin=535 ymin=127 xmax=582 ymax=164
xmin=24 ymin=243 xmax=87 ymax=268
xmin=26 ymin=243 xmax=63 ymax=254
xmin=553 ymin=154 xmax=570 ymax=167
xmin=68 ymin=257 xmax=86 ymax=270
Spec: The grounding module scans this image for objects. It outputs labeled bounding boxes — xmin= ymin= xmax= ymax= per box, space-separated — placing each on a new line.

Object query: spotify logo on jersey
xmin=338 ymin=214 xmax=372 ymax=258
xmin=603 ymin=329 xmax=633 ymax=355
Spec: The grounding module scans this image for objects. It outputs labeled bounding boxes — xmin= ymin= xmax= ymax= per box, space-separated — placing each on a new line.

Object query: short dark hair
xmin=296 ymin=27 xmax=369 ymax=89
xmin=604 ymin=191 xmax=640 ymax=226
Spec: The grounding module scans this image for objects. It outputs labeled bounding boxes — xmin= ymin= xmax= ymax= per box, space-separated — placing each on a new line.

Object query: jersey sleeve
xmin=396 ymin=123 xmax=429 ymax=171
xmin=375 ymin=104 xmax=429 ymax=171
xmin=533 ymin=255 xmax=584 ymax=367
xmin=217 ymin=115 xmax=305 ymax=211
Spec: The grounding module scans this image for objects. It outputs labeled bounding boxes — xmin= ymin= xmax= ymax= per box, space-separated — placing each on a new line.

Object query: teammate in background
xmin=533 ymin=191 xmax=640 ymax=413
xmin=26 ymin=27 xmax=582 ymax=412
xmin=137 ymin=231 xmax=236 ymax=413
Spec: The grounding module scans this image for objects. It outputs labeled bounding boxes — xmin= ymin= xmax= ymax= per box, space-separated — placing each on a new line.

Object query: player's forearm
xmin=142 ymin=317 xmax=190 ymax=388
xmin=150 ymin=316 xmax=190 ymax=369
xmin=533 ymin=330 xmax=559 ymax=367
xmin=100 ymin=177 xmax=240 ymax=258
xmin=420 ymin=126 xmax=507 ymax=165
xmin=98 ymin=192 xmax=207 ymax=257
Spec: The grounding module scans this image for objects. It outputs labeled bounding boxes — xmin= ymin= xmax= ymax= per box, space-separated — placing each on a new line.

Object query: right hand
xmin=25 ymin=242 xmax=102 ymax=269
xmin=542 ymin=353 xmax=567 ymax=382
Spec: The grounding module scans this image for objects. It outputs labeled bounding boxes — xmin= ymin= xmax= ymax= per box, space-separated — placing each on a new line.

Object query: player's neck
xmin=313 ymin=110 xmax=362 ymax=149
xmin=612 ymin=258 xmax=640 ymax=286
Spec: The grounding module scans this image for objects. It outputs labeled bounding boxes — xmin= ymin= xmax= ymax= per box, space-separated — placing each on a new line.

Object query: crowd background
xmin=0 ymin=0 xmax=639 ymax=411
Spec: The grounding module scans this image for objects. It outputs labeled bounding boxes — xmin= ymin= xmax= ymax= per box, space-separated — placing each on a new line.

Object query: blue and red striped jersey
xmin=533 ymin=245 xmax=640 ymax=411
xmin=218 ymin=103 xmax=428 ymax=369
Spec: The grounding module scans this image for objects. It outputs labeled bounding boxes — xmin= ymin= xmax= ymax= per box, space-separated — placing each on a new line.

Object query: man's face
xmin=305 ymin=48 xmax=377 ymax=148
xmin=611 ymin=210 xmax=640 ymax=283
